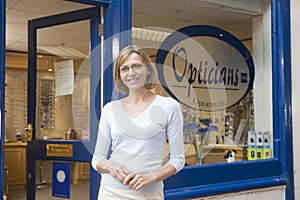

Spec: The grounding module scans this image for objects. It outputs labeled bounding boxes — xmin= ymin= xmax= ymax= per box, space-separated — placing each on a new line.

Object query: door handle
xmin=25 ymin=124 xmax=33 ymax=142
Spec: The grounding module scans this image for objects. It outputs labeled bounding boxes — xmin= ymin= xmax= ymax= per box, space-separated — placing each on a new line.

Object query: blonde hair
xmin=114 ymin=45 xmax=157 ymax=94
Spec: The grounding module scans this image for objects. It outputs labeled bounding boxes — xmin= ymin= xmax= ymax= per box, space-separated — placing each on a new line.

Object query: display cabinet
xmin=4 ymin=142 xmax=27 ymax=190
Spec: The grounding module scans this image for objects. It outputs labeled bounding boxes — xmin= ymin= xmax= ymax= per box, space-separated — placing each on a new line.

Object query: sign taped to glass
xmin=156 ymin=25 xmax=255 ymax=111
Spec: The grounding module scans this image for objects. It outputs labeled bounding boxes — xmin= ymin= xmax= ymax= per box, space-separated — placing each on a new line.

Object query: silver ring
xmin=135 ymin=181 xmax=141 ymax=187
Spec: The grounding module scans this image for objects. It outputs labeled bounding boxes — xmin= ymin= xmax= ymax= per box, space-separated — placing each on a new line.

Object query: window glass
xmin=132 ymin=0 xmax=272 ymax=165
xmin=33 ymin=21 xmax=91 ymax=141
xmin=4 ymin=20 xmax=91 ymax=142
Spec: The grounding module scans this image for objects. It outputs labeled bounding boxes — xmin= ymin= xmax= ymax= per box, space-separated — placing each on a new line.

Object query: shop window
xmin=132 ymin=0 xmax=288 ymax=198
xmin=133 ymin=0 xmax=272 ymax=166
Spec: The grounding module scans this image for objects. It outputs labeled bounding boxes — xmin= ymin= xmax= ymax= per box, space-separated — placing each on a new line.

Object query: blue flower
xmin=208 ymin=125 xmax=218 ymax=131
xmin=199 ymin=127 xmax=209 ymax=134
xmin=199 ymin=125 xmax=219 ymax=134
xmin=183 ymin=123 xmax=199 ymax=131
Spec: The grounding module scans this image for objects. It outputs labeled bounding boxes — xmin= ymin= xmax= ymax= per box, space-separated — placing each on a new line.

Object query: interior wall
xmin=291 ymin=0 xmax=300 ymax=199
xmin=252 ymin=1 xmax=273 ymax=145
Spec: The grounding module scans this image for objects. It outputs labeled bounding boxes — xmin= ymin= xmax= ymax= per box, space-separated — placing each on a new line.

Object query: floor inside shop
xmin=7 ymin=183 xmax=89 ymax=200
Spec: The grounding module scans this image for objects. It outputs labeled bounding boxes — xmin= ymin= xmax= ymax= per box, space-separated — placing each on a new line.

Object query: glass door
xmin=26 ymin=7 xmax=100 ymax=199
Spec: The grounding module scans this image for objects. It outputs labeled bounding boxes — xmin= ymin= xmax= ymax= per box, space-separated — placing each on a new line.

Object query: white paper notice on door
xmin=54 ymin=60 xmax=74 ymax=97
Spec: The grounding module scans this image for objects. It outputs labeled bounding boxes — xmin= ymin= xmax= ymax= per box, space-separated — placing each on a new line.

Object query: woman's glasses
xmin=119 ymin=63 xmax=145 ymax=74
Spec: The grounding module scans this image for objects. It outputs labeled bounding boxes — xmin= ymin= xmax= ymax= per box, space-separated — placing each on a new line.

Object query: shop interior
xmin=4 ymin=0 xmax=271 ymax=199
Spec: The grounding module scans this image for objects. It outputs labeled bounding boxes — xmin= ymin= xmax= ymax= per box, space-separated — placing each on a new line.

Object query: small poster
xmin=54 ymin=60 xmax=74 ymax=96
xmin=52 ymin=162 xmax=70 ymax=198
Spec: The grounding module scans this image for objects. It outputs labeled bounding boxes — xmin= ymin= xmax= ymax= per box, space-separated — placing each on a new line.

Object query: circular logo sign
xmin=156 ymin=25 xmax=255 ymax=111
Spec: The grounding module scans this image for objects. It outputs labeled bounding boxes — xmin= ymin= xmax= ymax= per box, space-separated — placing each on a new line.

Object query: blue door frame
xmin=0 ymin=0 xmax=5 ymax=199
xmin=26 ymin=7 xmax=101 ymax=200
xmin=272 ymin=0 xmax=294 ymax=199
xmin=0 ymin=0 xmax=294 ymax=200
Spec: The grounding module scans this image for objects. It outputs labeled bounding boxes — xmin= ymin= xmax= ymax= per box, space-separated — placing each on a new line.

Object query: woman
xmin=91 ymin=45 xmax=185 ymax=199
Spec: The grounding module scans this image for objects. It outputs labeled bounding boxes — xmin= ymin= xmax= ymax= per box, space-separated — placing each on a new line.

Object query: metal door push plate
xmin=46 ymin=144 xmax=73 ymax=157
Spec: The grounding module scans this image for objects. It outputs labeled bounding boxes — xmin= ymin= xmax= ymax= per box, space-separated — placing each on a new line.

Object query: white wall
xmin=252 ymin=0 xmax=273 ymax=140
xmin=291 ymin=0 xmax=300 ymax=199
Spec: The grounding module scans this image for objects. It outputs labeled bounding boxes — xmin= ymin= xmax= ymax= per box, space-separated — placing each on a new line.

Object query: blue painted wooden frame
xmin=271 ymin=0 xmax=294 ymax=199
xmin=90 ymin=0 xmax=132 ymax=199
xmin=27 ymin=7 xmax=101 ymax=199
xmin=0 ymin=0 xmax=5 ymax=199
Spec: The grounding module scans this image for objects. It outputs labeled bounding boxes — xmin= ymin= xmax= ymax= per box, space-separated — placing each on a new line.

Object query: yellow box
xmin=262 ymin=146 xmax=272 ymax=159
xmin=256 ymin=147 xmax=263 ymax=159
xmin=247 ymin=147 xmax=257 ymax=160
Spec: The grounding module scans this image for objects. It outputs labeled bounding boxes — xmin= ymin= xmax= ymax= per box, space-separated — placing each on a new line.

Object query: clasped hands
xmin=103 ymin=160 xmax=154 ymax=190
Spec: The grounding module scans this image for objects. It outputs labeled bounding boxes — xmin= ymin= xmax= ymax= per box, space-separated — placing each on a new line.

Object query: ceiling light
xmin=132 ymin=27 xmax=171 ymax=43
xmin=39 ymin=28 xmax=175 ymax=55
xmin=38 ymin=46 xmax=87 ymax=59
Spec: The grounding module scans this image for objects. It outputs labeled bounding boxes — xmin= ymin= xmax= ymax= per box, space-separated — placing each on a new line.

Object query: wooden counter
xmin=4 ymin=141 xmax=27 ymax=147
xmin=4 ymin=142 xmax=27 ymax=189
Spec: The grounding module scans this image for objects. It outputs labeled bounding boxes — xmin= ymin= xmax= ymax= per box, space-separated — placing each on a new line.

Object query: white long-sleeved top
xmin=91 ymin=95 xmax=185 ymax=191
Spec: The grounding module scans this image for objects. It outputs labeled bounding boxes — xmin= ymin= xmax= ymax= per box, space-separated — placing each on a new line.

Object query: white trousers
xmin=98 ymin=185 xmax=164 ymax=200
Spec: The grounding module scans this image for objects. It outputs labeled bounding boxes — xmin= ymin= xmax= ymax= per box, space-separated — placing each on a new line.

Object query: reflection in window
xmin=137 ymin=0 xmax=272 ymax=166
